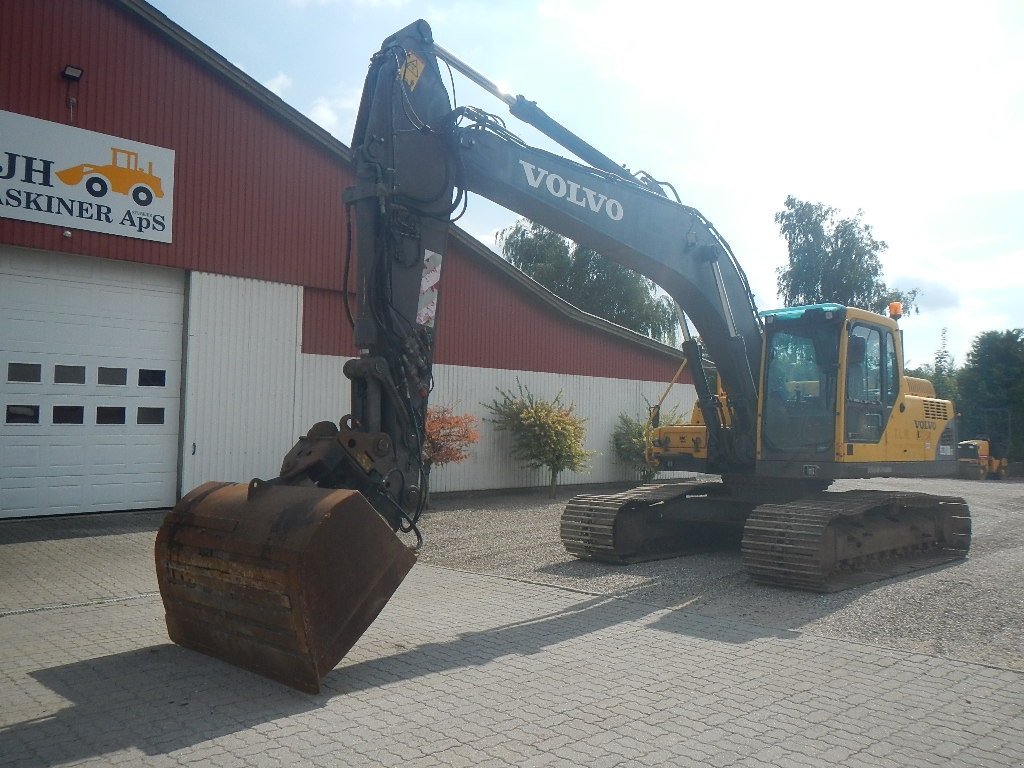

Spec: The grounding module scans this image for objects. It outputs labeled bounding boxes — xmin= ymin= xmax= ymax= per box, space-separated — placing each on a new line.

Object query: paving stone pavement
xmin=1 ymin=511 xmax=1022 ymax=767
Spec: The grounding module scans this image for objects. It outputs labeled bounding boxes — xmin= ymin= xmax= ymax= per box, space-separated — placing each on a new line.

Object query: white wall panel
xmin=181 ymin=272 xmax=695 ymax=496
xmin=180 ymin=273 xmax=300 ymax=490
xmin=292 ymin=352 xmax=350 ymax=438
xmin=427 ymin=363 xmax=696 ymax=493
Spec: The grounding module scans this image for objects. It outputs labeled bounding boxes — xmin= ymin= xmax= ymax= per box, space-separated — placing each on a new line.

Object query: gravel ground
xmin=418 ymin=475 xmax=1024 ymax=671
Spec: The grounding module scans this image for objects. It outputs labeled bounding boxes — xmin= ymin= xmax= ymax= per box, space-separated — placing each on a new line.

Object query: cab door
xmin=843 ymin=323 xmax=899 ymax=449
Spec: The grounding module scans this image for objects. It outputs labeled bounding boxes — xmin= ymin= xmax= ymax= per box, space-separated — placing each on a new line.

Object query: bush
xmin=612 ymin=402 xmax=684 ymax=482
xmin=484 ymin=381 xmax=592 ymax=497
xmin=611 ymin=411 xmax=657 ymax=482
xmin=423 ymin=406 xmax=481 ymax=471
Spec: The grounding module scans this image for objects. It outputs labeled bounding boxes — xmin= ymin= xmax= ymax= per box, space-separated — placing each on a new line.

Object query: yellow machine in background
xmin=647 ymin=399 xmax=712 ymax=467
xmin=645 ymin=365 xmax=718 ymax=470
xmin=958 ymin=439 xmax=1009 ymax=480
xmin=957 ymin=406 xmax=1012 ymax=480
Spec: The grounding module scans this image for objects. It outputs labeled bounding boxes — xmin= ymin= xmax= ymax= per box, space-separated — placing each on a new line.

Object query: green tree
xmin=906 ymin=329 xmax=960 ymax=404
xmin=775 ymin=196 xmax=918 ymax=314
xmin=484 ymin=381 xmax=592 ymax=496
xmin=499 ymin=219 xmax=677 ymax=344
xmin=956 ymin=329 xmax=1024 ymax=458
xmin=931 ymin=329 xmax=960 ymax=405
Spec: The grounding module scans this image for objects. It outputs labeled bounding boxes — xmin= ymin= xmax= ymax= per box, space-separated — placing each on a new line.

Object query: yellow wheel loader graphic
xmin=57 ymin=147 xmax=164 ymax=207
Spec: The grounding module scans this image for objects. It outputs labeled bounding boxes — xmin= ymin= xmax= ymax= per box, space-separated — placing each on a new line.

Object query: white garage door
xmin=0 ymin=247 xmax=184 ymax=517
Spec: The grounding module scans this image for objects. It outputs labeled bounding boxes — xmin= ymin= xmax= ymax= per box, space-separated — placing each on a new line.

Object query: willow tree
xmin=499 ymin=220 xmax=677 ymax=344
xmin=775 ymin=196 xmax=918 ymax=313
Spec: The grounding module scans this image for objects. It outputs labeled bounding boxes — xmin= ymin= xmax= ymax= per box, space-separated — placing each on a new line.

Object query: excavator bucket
xmin=154 ymin=480 xmax=416 ymax=693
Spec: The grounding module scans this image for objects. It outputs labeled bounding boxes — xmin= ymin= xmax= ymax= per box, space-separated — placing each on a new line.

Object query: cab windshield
xmin=762 ymin=322 xmax=839 ymax=454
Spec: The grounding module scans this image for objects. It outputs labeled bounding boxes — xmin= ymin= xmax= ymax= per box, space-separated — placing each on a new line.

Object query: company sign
xmin=0 ymin=110 xmax=174 ymax=243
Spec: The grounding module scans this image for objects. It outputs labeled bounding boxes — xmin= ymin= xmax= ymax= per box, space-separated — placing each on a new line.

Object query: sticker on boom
xmin=401 ymin=52 xmax=425 ymax=91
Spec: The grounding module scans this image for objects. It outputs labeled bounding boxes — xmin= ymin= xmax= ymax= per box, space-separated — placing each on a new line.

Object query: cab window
xmin=845 ymin=323 xmax=896 ymax=443
xmin=761 ymin=325 xmax=837 ymax=454
xmin=885 ymin=331 xmax=900 ymax=405
xmin=846 ymin=326 xmax=881 ymax=403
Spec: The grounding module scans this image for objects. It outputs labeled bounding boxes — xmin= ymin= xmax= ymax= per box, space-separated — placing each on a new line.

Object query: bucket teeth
xmin=155 ymin=481 xmax=416 ymax=693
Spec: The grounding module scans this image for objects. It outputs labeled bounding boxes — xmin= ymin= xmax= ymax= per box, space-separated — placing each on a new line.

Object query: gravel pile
xmin=417 ymin=476 xmax=1024 ymax=670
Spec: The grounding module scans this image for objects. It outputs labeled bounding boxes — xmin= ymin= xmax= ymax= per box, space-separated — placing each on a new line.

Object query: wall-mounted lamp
xmin=61 ymin=65 xmax=84 ymax=124
xmin=61 ymin=65 xmax=84 ymax=82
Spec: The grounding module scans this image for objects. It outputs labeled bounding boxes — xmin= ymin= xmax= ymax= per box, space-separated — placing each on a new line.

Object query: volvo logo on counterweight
xmin=519 ymin=160 xmax=624 ymax=221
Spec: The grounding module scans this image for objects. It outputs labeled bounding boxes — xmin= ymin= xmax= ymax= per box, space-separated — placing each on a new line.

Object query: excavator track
xmin=742 ymin=490 xmax=972 ymax=592
xmin=561 ymin=479 xmax=750 ymax=563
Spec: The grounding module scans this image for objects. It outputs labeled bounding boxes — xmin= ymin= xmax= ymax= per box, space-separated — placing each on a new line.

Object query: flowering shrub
xmin=424 ymin=406 xmax=481 ymax=471
xmin=484 ymin=381 xmax=591 ymax=497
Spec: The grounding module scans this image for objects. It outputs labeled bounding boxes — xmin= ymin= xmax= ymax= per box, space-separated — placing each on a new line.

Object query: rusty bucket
xmin=154 ymin=480 xmax=416 ymax=693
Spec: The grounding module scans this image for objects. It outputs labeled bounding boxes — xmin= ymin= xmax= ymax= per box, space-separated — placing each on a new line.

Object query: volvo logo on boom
xmin=519 ymin=160 xmax=624 ymax=221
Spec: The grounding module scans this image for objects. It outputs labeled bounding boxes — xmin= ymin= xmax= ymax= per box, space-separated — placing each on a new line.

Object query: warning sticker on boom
xmin=401 ymin=52 xmax=425 ymax=91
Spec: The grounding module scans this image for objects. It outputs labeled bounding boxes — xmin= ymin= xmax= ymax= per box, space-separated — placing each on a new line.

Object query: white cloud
xmin=899 ymin=278 xmax=959 ymax=313
xmin=306 ymin=88 xmax=361 ymax=140
xmin=529 ymin=0 xmax=1024 ymax=201
xmin=286 ymin=0 xmax=409 ymax=6
xmin=262 ymin=71 xmax=293 ymax=96
xmin=524 ymin=0 xmax=1024 ymax=364
xmin=307 ymin=97 xmax=343 ymax=135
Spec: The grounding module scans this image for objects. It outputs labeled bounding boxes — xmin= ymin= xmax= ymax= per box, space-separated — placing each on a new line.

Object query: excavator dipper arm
xmin=154 ymin=24 xmax=460 ymax=694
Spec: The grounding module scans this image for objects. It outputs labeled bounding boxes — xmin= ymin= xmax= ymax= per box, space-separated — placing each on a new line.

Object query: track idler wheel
xmin=155 ymin=481 xmax=416 ymax=693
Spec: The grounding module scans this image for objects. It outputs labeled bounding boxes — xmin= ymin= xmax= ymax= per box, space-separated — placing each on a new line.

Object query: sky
xmin=147 ymin=0 xmax=1024 ymax=369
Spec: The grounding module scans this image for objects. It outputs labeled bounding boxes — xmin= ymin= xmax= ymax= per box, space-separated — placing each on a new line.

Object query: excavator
xmin=154 ymin=20 xmax=972 ymax=693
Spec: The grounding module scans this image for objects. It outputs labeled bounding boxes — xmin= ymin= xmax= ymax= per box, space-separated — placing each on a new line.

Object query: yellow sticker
xmin=401 ymin=51 xmax=424 ymax=91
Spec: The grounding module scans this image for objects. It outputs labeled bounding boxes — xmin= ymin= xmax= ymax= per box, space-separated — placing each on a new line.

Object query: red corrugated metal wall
xmin=435 ymin=241 xmax=687 ymax=380
xmin=302 ymin=239 xmax=690 ymax=382
xmin=0 ymin=0 xmax=348 ymax=289
xmin=3 ymin=0 xmax=688 ymax=383
xmin=302 ymin=287 xmax=353 ymax=356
